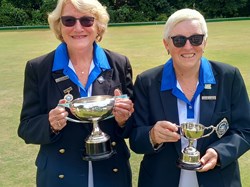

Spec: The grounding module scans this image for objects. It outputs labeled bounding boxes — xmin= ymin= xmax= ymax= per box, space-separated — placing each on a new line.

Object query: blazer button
xmin=113 ymin=168 xmax=119 ymax=173
xmin=59 ymin=149 xmax=65 ymax=154
xmin=111 ymin=142 xmax=116 ymax=146
xmin=58 ymin=174 xmax=64 ymax=179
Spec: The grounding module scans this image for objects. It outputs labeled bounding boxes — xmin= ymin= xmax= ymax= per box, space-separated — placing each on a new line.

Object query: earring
xmin=167 ymin=50 xmax=170 ymax=55
xmin=96 ymin=34 xmax=102 ymax=42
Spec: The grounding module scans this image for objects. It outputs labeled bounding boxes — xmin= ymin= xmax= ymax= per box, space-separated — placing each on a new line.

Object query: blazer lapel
xmin=159 ymin=83 xmax=182 ymax=156
xmin=52 ymin=70 xmax=80 ymax=99
xmin=197 ymin=83 xmax=218 ymax=151
xmin=92 ymin=69 xmax=113 ymax=95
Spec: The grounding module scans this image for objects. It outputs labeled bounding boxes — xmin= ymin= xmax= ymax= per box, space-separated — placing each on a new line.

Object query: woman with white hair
xmin=130 ymin=8 xmax=250 ymax=187
xmin=18 ymin=0 xmax=134 ymax=186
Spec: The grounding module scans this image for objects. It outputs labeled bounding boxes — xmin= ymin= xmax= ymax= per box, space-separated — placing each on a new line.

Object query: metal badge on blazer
xmin=215 ymin=118 xmax=229 ymax=138
xmin=204 ymin=84 xmax=212 ymax=89
xmin=97 ymin=76 xmax=105 ymax=84
xmin=55 ymin=75 xmax=69 ymax=83
xmin=63 ymin=87 xmax=73 ymax=102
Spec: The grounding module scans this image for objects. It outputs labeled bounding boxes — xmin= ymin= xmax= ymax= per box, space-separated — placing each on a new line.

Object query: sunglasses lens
xmin=79 ymin=17 xmax=94 ymax=27
xmin=61 ymin=16 xmax=94 ymax=27
xmin=61 ymin=16 xmax=76 ymax=27
xmin=171 ymin=34 xmax=204 ymax=48
xmin=172 ymin=36 xmax=187 ymax=48
xmin=189 ymin=35 xmax=204 ymax=46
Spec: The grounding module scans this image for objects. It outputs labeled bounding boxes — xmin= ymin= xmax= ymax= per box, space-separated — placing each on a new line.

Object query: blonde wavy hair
xmin=48 ymin=0 xmax=109 ymax=42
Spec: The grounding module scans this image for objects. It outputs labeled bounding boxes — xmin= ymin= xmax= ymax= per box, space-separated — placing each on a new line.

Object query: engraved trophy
xmin=177 ymin=118 xmax=229 ymax=170
xmin=59 ymin=94 xmax=127 ymax=161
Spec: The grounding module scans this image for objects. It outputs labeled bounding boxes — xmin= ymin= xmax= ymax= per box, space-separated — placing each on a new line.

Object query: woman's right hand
xmin=150 ymin=121 xmax=181 ymax=145
xmin=48 ymin=99 xmax=69 ymax=132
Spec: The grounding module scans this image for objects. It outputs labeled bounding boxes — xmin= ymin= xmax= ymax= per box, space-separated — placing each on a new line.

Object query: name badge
xmin=201 ymin=96 xmax=216 ymax=100
xmin=55 ymin=75 xmax=69 ymax=83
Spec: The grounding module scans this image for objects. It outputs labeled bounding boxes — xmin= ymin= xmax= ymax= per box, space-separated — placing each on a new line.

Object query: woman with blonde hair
xmin=18 ymin=0 xmax=134 ymax=186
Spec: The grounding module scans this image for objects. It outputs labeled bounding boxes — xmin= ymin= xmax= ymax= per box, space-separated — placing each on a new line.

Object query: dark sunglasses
xmin=61 ymin=16 xmax=95 ymax=27
xmin=170 ymin=34 xmax=205 ymax=48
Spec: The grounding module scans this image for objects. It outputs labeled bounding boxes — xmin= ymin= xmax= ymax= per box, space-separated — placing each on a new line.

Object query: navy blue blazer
xmin=129 ymin=60 xmax=250 ymax=187
xmin=18 ymin=49 xmax=133 ymax=187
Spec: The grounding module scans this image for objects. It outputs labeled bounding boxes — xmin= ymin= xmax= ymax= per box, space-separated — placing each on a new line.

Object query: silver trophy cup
xmin=59 ymin=95 xmax=126 ymax=161
xmin=177 ymin=118 xmax=229 ymax=170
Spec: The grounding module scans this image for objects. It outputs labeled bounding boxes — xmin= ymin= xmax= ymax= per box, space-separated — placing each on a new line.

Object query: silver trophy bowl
xmin=69 ymin=95 xmax=114 ymax=121
xmin=60 ymin=95 xmax=121 ymax=161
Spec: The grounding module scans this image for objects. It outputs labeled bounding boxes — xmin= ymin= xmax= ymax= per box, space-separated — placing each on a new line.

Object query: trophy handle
xmin=114 ymin=94 xmax=128 ymax=99
xmin=201 ymin=125 xmax=215 ymax=138
xmin=202 ymin=118 xmax=229 ymax=138
xmin=58 ymin=102 xmax=70 ymax=108
xmin=65 ymin=116 xmax=90 ymax=123
xmin=176 ymin=125 xmax=183 ymax=135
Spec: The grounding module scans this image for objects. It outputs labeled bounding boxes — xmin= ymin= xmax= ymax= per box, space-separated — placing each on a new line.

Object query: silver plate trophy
xmin=59 ymin=93 xmax=128 ymax=161
xmin=176 ymin=118 xmax=229 ymax=170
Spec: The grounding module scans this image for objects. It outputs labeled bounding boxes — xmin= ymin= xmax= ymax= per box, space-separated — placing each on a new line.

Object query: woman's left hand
xmin=198 ymin=148 xmax=219 ymax=172
xmin=112 ymin=89 xmax=134 ymax=127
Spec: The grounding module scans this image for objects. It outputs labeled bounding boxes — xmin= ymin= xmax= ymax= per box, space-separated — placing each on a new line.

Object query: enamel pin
xmin=63 ymin=87 xmax=73 ymax=102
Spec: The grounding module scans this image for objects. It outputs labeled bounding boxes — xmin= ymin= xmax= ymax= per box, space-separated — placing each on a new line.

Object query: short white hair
xmin=163 ymin=8 xmax=208 ymax=40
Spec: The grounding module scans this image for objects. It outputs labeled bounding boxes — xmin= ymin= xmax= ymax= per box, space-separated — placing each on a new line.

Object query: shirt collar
xmin=161 ymin=57 xmax=216 ymax=91
xmin=52 ymin=42 xmax=68 ymax=71
xmin=52 ymin=42 xmax=111 ymax=72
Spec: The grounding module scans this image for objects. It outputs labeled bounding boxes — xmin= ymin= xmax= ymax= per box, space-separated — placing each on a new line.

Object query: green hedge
xmin=0 ymin=17 xmax=249 ymax=30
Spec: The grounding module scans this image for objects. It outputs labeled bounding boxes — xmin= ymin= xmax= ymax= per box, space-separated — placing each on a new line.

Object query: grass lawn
xmin=0 ymin=20 xmax=250 ymax=187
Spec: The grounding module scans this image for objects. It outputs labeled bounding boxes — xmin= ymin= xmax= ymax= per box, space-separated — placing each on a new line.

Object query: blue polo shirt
xmin=161 ymin=57 xmax=216 ymax=119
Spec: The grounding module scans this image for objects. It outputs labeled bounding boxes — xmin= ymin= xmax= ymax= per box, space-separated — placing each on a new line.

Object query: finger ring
xmin=127 ymin=111 xmax=131 ymax=117
xmin=57 ymin=121 xmax=62 ymax=127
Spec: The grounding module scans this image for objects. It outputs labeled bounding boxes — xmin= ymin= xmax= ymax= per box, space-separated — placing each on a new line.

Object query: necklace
xmin=183 ymin=86 xmax=196 ymax=94
xmin=75 ymin=66 xmax=88 ymax=75
xmin=176 ymin=75 xmax=197 ymax=94
xmin=179 ymin=82 xmax=196 ymax=100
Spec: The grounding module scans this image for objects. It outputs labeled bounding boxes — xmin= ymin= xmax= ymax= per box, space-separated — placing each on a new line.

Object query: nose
xmin=183 ymin=39 xmax=193 ymax=49
xmin=74 ymin=20 xmax=83 ymax=31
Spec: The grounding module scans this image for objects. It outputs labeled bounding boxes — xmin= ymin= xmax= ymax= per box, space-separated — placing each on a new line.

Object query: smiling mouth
xmin=181 ymin=53 xmax=195 ymax=58
xmin=72 ymin=35 xmax=86 ymax=39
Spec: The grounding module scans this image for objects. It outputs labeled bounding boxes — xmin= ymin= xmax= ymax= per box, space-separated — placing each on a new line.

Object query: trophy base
xmin=83 ymin=150 xmax=115 ymax=161
xmin=83 ymin=140 xmax=115 ymax=161
xmin=177 ymin=159 xmax=203 ymax=171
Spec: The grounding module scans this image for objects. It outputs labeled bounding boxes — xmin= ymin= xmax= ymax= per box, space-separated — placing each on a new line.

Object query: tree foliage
xmin=199 ymin=0 xmax=248 ymax=18
xmin=0 ymin=0 xmax=28 ymax=26
xmin=0 ymin=0 xmax=249 ymax=27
